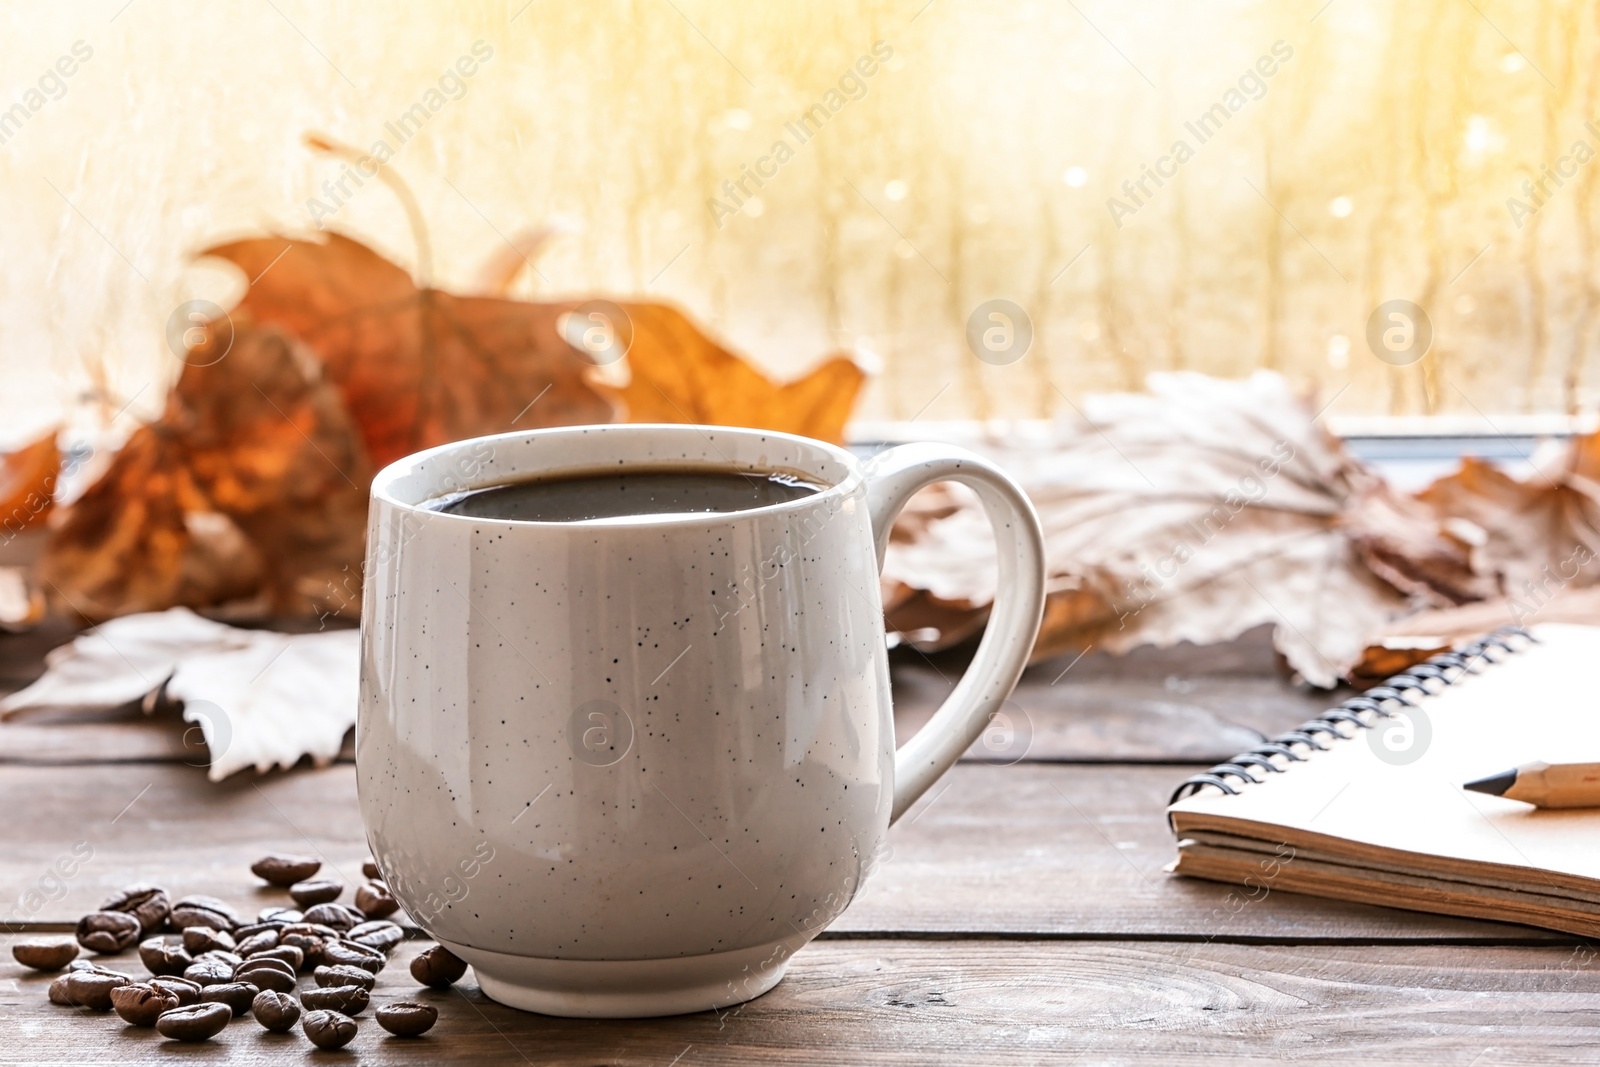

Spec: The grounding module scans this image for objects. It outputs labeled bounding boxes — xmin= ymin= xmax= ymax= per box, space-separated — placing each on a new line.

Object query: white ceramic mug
xmin=357 ymin=424 xmax=1045 ymax=1017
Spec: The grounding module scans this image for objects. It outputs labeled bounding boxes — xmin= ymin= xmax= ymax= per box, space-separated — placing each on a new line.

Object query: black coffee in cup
xmin=433 ymin=467 xmax=825 ymax=523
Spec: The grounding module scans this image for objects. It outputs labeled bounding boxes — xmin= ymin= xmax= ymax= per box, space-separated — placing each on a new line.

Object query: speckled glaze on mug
xmin=357 ymin=425 xmax=1045 ymax=1017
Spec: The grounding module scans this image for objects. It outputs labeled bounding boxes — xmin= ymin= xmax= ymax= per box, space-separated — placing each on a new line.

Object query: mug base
xmin=439 ymin=934 xmax=809 ymax=1018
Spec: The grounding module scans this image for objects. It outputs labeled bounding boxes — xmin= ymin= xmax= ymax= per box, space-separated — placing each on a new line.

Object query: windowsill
xmin=848 ymin=414 xmax=1588 ymax=492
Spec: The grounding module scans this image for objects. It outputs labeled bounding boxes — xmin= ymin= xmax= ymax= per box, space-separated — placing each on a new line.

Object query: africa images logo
xmin=706 ymin=41 xmax=896 ymax=228
xmin=1106 ymin=40 xmax=1294 ymax=227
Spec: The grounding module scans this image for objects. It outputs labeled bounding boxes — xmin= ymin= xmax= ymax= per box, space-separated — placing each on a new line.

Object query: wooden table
xmin=3 ymin=625 xmax=1596 ymax=1064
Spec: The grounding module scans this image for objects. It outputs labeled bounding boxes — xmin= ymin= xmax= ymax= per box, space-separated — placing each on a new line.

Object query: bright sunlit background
xmin=4 ymin=0 xmax=1598 ymax=444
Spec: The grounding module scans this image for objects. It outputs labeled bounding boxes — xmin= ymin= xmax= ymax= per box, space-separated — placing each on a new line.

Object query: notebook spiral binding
xmin=1168 ymin=627 xmax=1537 ymax=806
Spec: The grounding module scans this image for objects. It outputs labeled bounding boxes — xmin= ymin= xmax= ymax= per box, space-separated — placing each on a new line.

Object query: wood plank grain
xmin=4 ymin=935 xmax=1596 ymax=1065
xmin=0 ymin=626 xmax=1331 ymax=766
xmin=0 ymin=673 xmax=1301 ymax=767
xmin=0 ymin=761 xmax=1557 ymax=942
xmin=895 ymin=669 xmax=1327 ymax=764
xmin=937 ymin=624 xmax=1350 ymax=761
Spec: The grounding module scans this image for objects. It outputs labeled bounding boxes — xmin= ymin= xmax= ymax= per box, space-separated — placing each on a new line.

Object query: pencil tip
xmin=1464 ymin=768 xmax=1518 ymax=796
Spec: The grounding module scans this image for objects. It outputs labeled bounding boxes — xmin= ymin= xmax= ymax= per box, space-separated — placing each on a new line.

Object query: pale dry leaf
xmin=881 ymin=372 xmax=1415 ymax=687
xmin=162 ymin=626 xmax=358 ymax=781
xmin=0 ymin=607 xmax=357 ymax=780
xmin=1340 ymin=480 xmax=1495 ymax=606
xmin=0 ymin=607 xmax=250 ymax=711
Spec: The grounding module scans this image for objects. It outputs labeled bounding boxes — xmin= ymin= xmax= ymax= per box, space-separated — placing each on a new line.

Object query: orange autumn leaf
xmin=39 ymin=325 xmax=371 ymax=620
xmin=473 ymin=228 xmax=866 ymax=444
xmin=201 ymin=232 xmax=618 ymax=469
xmin=0 ymin=431 xmax=60 ymax=538
xmin=34 ymin=222 xmax=866 ymax=625
xmin=581 ymin=302 xmax=864 ymax=444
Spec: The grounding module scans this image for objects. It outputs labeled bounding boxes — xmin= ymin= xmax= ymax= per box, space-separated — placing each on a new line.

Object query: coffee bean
xmin=150 ymin=977 xmax=202 ymax=1006
xmin=155 ymin=1001 xmax=232 ymax=1041
xmin=182 ymin=956 xmax=235 ymax=987
xmin=285 ymin=919 xmax=342 ymax=936
xmin=303 ymin=1008 xmax=359 ymax=1050
xmin=303 ymin=903 xmax=363 ymax=932
xmin=66 ymin=960 xmax=126 ymax=975
xmin=235 ymin=930 xmax=280 ymax=958
xmin=99 ymin=883 xmax=171 ymax=934
xmin=280 ymin=933 xmax=326 ymax=968
xmin=289 ymin=877 xmax=344 ymax=907
xmin=322 ymin=939 xmax=385 ymax=973
xmin=257 ymin=906 xmax=303 ymax=924
xmin=301 ymin=983 xmax=370 ymax=1016
xmin=234 ymin=958 xmax=296 ymax=994
xmin=62 ymin=969 xmax=133 ymax=1011
xmin=138 ymin=936 xmax=193 ymax=977
xmin=75 ymin=910 xmax=142 ymax=954
xmin=110 ymin=982 xmax=181 ymax=1026
xmin=347 ymin=919 xmax=404 ymax=954
xmin=259 ymin=973 xmax=299 ymax=996
xmin=52 ymin=963 xmax=125 ymax=1005
xmin=250 ymin=853 xmax=321 ymax=887
xmin=194 ymin=949 xmax=242 ymax=969
xmin=235 ymin=955 xmax=296 ymax=979
xmin=200 ymin=980 xmax=259 ymax=1017
xmin=12 ymin=937 xmax=78 ymax=971
xmin=361 ymin=860 xmax=381 ymax=880
xmin=410 ymin=944 xmax=467 ymax=988
xmin=252 ymin=988 xmax=301 ymax=1032
xmin=376 ymin=1001 xmax=438 ymax=1038
xmin=314 ymin=964 xmax=376 ymax=992
xmin=169 ymin=895 xmax=242 ymax=931
xmin=354 ymin=881 xmax=398 ymax=919
xmin=182 ymin=926 xmax=236 ymax=955
xmin=234 ymin=921 xmax=287 ymax=940
xmin=252 ymin=945 xmax=305 ymax=972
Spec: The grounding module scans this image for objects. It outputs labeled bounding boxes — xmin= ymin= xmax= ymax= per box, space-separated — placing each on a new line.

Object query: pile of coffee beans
xmin=10 ymin=853 xmax=467 ymax=1049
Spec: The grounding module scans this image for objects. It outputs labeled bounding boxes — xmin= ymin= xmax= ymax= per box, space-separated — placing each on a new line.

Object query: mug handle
xmin=863 ymin=442 xmax=1048 ymax=823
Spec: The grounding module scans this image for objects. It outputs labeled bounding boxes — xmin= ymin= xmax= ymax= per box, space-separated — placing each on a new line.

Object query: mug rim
xmin=370 ymin=423 xmax=864 ymax=529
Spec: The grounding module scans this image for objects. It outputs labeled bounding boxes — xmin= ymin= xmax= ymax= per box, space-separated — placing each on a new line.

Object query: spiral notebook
xmin=1166 ymin=624 xmax=1600 ymax=936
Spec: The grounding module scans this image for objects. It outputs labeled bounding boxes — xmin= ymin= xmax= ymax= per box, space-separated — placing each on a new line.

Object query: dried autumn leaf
xmin=201 ymin=232 xmax=617 ymax=469
xmin=1412 ymin=441 xmax=1600 ymax=606
xmin=0 ymin=607 xmax=359 ymax=781
xmin=38 ymin=325 xmax=371 ymax=620
xmin=581 ymin=302 xmax=864 ymax=444
xmin=1340 ymin=479 xmax=1496 ymax=606
xmin=476 ymin=235 xmax=867 ymax=444
xmin=37 ymin=422 xmax=261 ymax=619
xmin=0 ymin=430 xmax=60 ymax=538
xmin=1340 ymin=430 xmax=1600 ymax=681
xmin=881 ymin=372 xmax=1415 ymax=688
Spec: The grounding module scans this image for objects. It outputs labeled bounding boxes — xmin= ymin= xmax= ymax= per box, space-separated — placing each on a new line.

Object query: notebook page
xmin=1169 ymin=624 xmax=1600 ymax=884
